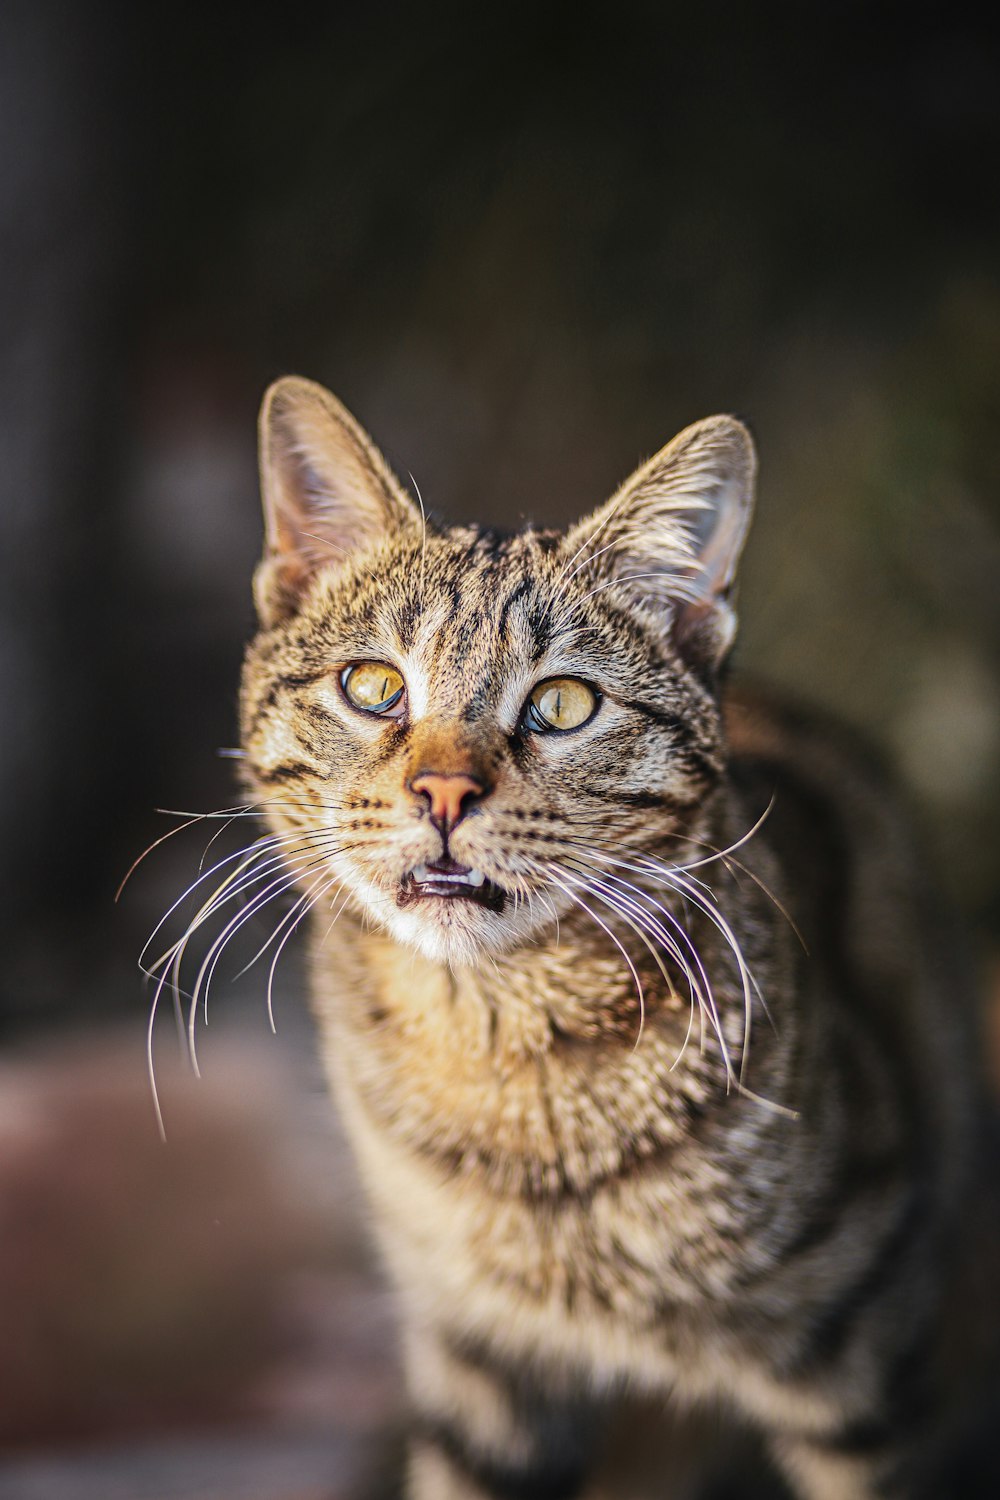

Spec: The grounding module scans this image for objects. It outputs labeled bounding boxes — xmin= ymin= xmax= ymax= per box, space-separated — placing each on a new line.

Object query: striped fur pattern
xmin=238 ymin=378 xmax=999 ymax=1498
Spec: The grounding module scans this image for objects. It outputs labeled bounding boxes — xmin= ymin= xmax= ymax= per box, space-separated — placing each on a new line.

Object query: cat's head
xmin=241 ymin=377 xmax=756 ymax=966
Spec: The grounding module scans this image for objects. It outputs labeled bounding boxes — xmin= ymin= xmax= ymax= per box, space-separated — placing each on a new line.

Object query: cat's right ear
xmin=254 ymin=376 xmax=417 ymax=626
xmin=564 ymin=415 xmax=757 ymax=670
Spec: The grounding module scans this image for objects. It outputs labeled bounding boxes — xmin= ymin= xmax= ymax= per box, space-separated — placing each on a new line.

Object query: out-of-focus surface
xmin=1 ymin=2 xmax=998 ymax=1494
xmin=0 ymin=1012 xmax=404 ymax=1496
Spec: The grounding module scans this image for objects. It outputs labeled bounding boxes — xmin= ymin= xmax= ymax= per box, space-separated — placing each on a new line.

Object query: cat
xmin=235 ymin=376 xmax=999 ymax=1499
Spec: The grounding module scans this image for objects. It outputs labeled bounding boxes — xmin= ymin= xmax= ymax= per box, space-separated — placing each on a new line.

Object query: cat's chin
xmin=377 ymin=903 xmax=520 ymax=966
xmin=358 ymin=884 xmax=545 ymax=967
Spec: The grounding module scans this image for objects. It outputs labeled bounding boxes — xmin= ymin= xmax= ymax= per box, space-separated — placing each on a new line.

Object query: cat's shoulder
xmin=724 ymin=680 xmax=897 ymax=795
xmin=722 ymin=678 xmax=917 ymax=857
xmin=721 ymin=678 xmax=956 ymax=991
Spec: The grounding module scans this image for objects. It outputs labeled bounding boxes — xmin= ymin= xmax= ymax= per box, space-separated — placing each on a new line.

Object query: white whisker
xmin=561 ymin=845 xmax=745 ymax=1081
xmin=299 ymin=529 xmax=381 ymax=586
xmin=546 ymin=837 xmax=795 ymax=1117
xmin=409 ymin=470 xmax=429 ymax=603
xmin=181 ymin=836 xmax=355 ymax=1052
xmin=532 ymin=862 xmax=647 ymax=1049
xmin=262 ymin=871 xmax=341 ymax=1033
xmin=554 ymin=857 xmax=724 ymax=1071
xmin=142 ymin=820 xmax=354 ymax=1129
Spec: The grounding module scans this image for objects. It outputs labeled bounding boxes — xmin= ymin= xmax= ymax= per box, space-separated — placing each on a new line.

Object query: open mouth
xmin=397 ymin=858 xmax=506 ymax=913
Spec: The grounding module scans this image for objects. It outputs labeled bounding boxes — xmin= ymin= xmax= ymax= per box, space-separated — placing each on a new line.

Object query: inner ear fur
xmin=254 ymin=376 xmax=419 ymax=625
xmin=565 ymin=414 xmax=757 ymax=669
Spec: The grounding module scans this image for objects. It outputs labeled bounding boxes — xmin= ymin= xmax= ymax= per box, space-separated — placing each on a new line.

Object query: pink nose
xmin=410 ymin=772 xmax=484 ymax=833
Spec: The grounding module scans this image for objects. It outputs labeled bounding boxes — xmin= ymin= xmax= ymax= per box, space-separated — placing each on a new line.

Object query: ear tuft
xmin=565 ymin=415 xmax=757 ymax=669
xmin=254 ymin=377 xmax=418 ymax=625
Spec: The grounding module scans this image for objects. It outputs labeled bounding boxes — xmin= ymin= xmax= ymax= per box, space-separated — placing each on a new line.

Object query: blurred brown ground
xmin=0 ymin=974 xmax=997 ymax=1498
xmin=0 ymin=1014 xmax=403 ymax=1498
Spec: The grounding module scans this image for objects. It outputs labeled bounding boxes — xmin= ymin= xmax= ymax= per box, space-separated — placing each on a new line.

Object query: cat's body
xmin=237 ymin=378 xmax=999 ymax=1498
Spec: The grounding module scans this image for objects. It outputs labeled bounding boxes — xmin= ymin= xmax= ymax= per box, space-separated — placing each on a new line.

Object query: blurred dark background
xmin=1 ymin=1 xmax=998 ymax=1493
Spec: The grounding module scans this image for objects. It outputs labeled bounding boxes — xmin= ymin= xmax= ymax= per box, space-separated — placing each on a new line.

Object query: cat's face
xmin=241 ymin=379 xmax=755 ymax=966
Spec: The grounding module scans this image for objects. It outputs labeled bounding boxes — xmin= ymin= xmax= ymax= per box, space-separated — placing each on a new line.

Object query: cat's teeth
xmin=410 ymin=863 xmax=487 ymax=888
xmin=411 ymin=862 xmax=468 ymax=883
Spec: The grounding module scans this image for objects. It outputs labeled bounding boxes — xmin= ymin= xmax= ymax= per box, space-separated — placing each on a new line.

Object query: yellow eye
xmin=342 ymin=662 xmax=406 ymax=716
xmin=526 ymin=677 xmax=598 ymax=733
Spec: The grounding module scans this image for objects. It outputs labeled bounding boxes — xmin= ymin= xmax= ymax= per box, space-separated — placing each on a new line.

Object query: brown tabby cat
xmin=236 ymin=377 xmax=999 ymax=1499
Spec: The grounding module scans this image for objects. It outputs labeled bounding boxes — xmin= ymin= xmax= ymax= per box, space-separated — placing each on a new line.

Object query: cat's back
xmin=723 ymin=679 xmax=981 ymax=1116
xmin=726 ymin=679 xmax=989 ymax=1226
xmin=725 ymin=683 xmax=1000 ymax=1489
xmin=724 ymin=680 xmax=973 ymax=1018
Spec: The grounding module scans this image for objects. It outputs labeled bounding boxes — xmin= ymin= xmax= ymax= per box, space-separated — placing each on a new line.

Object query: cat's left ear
xmin=566 ymin=415 xmax=756 ymax=669
xmin=254 ymin=376 xmax=419 ymax=625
